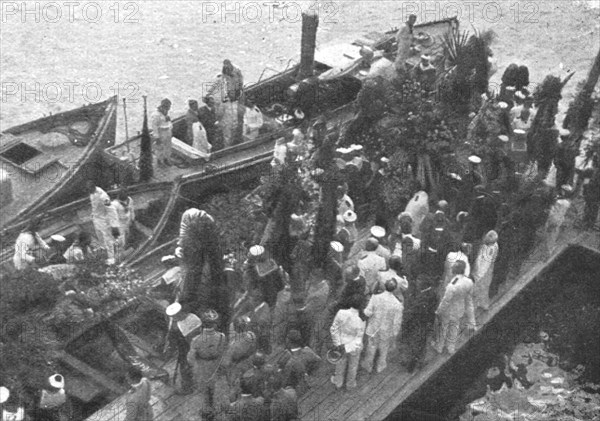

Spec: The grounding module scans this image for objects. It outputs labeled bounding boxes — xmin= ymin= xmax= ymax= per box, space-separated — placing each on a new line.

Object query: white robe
xmin=13 ymin=231 xmax=49 ymax=270
xmin=402 ymin=191 xmax=429 ymax=237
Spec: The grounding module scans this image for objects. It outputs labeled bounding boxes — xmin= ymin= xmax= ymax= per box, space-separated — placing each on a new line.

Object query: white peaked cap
xmin=380 ymin=157 xmax=390 ymax=163
xmin=343 ymin=210 xmax=357 ymax=223
xmin=49 ymin=374 xmax=64 ymax=389
xmin=498 ymin=101 xmax=508 ymax=109
xmin=370 ymin=226 xmax=386 ymax=238
xmin=468 ymin=155 xmax=482 ymax=164
xmin=498 ymin=135 xmax=509 ymax=142
xmin=50 ymin=235 xmax=66 ymax=242
xmin=0 ymin=386 xmax=9 ymax=404
xmin=559 ymin=128 xmax=570 ymax=137
xmin=166 ymin=302 xmax=182 ymax=317
xmin=330 ymin=241 xmax=344 ymax=253
xmin=249 ymin=245 xmax=265 ymax=257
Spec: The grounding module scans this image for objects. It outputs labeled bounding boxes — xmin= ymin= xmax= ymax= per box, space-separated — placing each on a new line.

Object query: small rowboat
xmin=0 ymin=96 xmax=118 ymax=229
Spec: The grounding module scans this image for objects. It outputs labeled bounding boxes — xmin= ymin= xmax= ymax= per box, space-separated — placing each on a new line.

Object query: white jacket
xmin=330 ymin=308 xmax=366 ymax=354
xmin=112 ymin=198 xmax=135 ymax=232
xmin=358 ymin=251 xmax=387 ymax=292
xmin=90 ymin=187 xmax=118 ymax=228
xmin=364 ymin=291 xmax=403 ymax=339
xmin=437 ymin=274 xmax=476 ymax=326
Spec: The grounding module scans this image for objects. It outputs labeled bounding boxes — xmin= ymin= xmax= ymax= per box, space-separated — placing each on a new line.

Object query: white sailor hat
xmin=50 ymin=234 xmax=66 ymax=242
xmin=468 ymin=155 xmax=482 ymax=164
xmin=456 ymin=211 xmax=469 ymax=222
xmin=0 ymin=386 xmax=9 ymax=404
xmin=330 ymin=241 xmax=344 ymax=253
xmin=161 ymin=255 xmax=176 ymax=264
xmin=370 ymin=225 xmax=386 ymax=239
xmin=498 ymin=135 xmax=510 ymax=142
xmin=513 ymin=128 xmax=526 ymax=135
xmin=166 ymin=302 xmax=182 ymax=317
xmin=336 ymin=147 xmax=352 ymax=155
xmin=448 ymin=172 xmax=462 ymax=181
xmin=294 ymin=109 xmax=305 ymax=119
xmin=292 ymin=128 xmax=302 ymax=136
xmin=559 ymin=128 xmax=570 ymax=137
xmin=380 ymin=157 xmax=390 ymax=163
xmin=343 ymin=210 xmax=357 ymax=223
xmin=505 ymin=86 xmax=516 ymax=92
xmin=349 ymin=144 xmax=363 ymax=152
xmin=249 ymin=245 xmax=265 ymax=257
xmin=48 ymin=374 xmax=64 ymax=389
xmin=420 ymin=54 xmax=432 ymax=61
xmin=515 ymin=91 xmax=526 ymax=99
xmin=498 ymin=101 xmax=508 ymax=109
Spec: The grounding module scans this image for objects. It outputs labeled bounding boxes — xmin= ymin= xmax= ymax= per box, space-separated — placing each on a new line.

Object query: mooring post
xmin=298 ymin=10 xmax=319 ymax=81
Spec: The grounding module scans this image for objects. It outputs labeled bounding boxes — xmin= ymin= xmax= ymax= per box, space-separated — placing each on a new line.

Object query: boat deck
xmin=85 ymin=209 xmax=600 ymax=421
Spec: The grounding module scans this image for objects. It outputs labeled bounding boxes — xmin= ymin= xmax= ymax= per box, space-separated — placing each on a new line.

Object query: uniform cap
xmin=0 ymin=387 xmax=9 ymax=404
xmin=49 ymin=374 xmax=64 ymax=389
xmin=505 ymin=86 xmax=516 ymax=92
xmin=498 ymin=135 xmax=509 ymax=142
xmin=380 ymin=157 xmax=390 ymax=163
xmin=456 ymin=211 xmax=469 ymax=222
xmin=498 ymin=101 xmax=508 ymax=109
xmin=420 ymin=54 xmax=432 ymax=61
xmin=370 ymin=226 xmax=386 ymax=239
xmin=349 ymin=144 xmax=363 ymax=152
xmin=166 ymin=302 xmax=182 ymax=317
xmin=294 ymin=109 xmax=305 ymax=119
xmin=249 ymin=245 xmax=265 ymax=257
xmin=513 ymin=129 xmax=526 ymax=135
xmin=330 ymin=241 xmax=344 ymax=253
xmin=161 ymin=255 xmax=176 ymax=263
xmin=50 ymin=234 xmax=66 ymax=242
xmin=343 ymin=210 xmax=357 ymax=223
xmin=201 ymin=309 xmax=219 ymax=324
xmin=448 ymin=172 xmax=462 ymax=181
xmin=468 ymin=155 xmax=482 ymax=164
xmin=515 ymin=91 xmax=526 ymax=99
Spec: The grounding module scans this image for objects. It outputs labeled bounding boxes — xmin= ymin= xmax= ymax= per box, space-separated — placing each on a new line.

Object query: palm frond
xmin=440 ymin=28 xmax=470 ymax=67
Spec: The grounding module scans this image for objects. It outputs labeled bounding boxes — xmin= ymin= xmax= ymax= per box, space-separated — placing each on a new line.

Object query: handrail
xmin=257 ymin=66 xmax=282 ymax=84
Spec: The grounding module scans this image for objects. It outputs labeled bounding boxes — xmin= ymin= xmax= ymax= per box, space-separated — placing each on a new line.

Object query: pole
xmin=298 ymin=10 xmax=319 ymax=81
xmin=122 ymin=98 xmax=130 ymax=154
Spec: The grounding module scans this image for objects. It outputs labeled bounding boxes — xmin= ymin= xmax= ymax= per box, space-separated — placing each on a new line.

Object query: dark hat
xmin=252 ymin=352 xmax=266 ymax=367
xmin=365 ymin=238 xmax=379 ymax=251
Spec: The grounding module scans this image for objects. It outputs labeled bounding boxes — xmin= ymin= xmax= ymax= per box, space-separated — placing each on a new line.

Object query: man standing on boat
xmin=199 ymin=96 xmax=222 ymax=151
xmin=87 ymin=181 xmax=120 ymax=265
xmin=150 ymin=98 xmax=173 ymax=166
xmin=221 ymin=59 xmax=245 ymax=147
xmin=13 ymin=216 xmax=50 ymax=271
xmin=112 ymin=188 xmax=135 ymax=251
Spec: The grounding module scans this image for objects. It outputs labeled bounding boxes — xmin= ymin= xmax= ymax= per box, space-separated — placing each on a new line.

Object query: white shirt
xmin=330 ymin=308 xmax=366 ymax=353
xmin=150 ymin=109 xmax=172 ymax=141
xmin=437 ymin=274 xmax=476 ymax=325
xmin=364 ymin=290 xmax=403 ymax=339
xmin=358 ymin=251 xmax=387 ymax=292
xmin=90 ymin=187 xmax=118 ymax=226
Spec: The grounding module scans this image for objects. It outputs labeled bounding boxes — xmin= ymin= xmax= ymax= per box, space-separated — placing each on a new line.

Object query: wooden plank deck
xmin=85 ymin=217 xmax=600 ymax=421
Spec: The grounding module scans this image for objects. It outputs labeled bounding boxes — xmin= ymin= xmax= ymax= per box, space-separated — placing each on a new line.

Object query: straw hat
xmin=370 ymin=226 xmax=386 ymax=239
xmin=48 ymin=374 xmax=65 ymax=389
xmin=0 ymin=387 xmax=9 ymax=404
xmin=342 ymin=210 xmax=357 ymax=223
xmin=166 ymin=302 xmax=182 ymax=317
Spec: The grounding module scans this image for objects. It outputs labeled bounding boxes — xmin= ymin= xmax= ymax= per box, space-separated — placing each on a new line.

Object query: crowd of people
xmin=4 ymin=18 xmax=600 ymax=421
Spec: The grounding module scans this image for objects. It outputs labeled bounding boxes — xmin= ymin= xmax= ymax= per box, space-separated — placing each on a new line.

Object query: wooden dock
xmin=84 ymin=217 xmax=600 ymax=421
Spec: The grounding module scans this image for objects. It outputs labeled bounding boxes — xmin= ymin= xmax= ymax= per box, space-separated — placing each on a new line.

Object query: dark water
xmin=387 ymin=245 xmax=600 ymax=420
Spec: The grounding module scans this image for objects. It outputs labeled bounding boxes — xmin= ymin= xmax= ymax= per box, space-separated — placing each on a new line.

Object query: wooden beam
xmin=54 ymin=350 xmax=127 ymax=396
